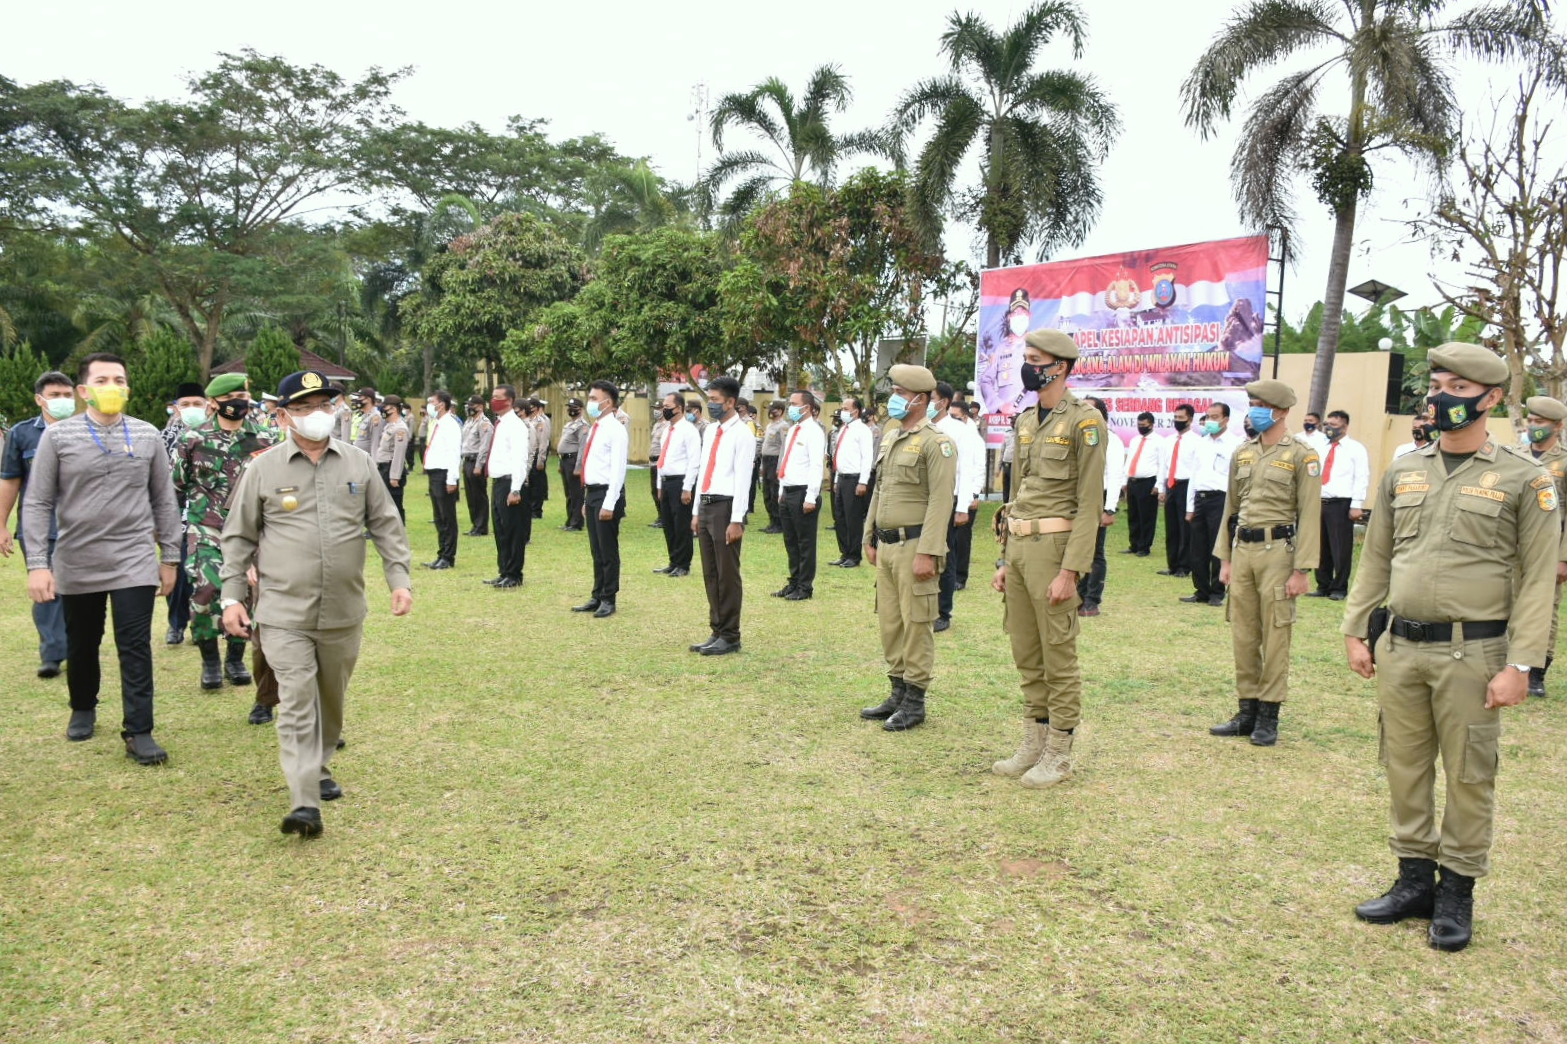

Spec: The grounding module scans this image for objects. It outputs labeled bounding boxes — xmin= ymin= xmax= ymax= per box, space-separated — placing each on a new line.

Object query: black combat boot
xmin=1209 ymin=698 xmax=1258 ymax=737
xmin=883 ymin=685 xmax=926 ymax=731
xmin=1429 ymin=867 xmax=1476 ymax=952
xmin=860 ymin=677 xmax=906 ymax=720
xmin=224 ymin=640 xmax=252 ymax=685
xmin=1354 ymin=857 xmax=1436 ymax=923
xmin=198 ymin=639 xmax=224 ymax=690
xmin=1249 ymin=701 xmax=1280 ymax=746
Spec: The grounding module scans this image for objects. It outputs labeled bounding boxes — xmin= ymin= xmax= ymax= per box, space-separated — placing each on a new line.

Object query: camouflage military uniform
xmin=173 ymin=418 xmax=279 ymax=642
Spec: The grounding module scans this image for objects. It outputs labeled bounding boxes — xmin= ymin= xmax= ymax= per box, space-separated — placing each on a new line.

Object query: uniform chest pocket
xmin=1451 ymin=495 xmax=1503 ymax=547
xmin=1036 ymin=442 xmax=1072 ymax=480
xmin=1391 ymin=492 xmax=1425 ymax=541
xmin=1236 ymin=465 xmax=1253 ymax=481
xmin=892 ymin=456 xmax=922 ymax=484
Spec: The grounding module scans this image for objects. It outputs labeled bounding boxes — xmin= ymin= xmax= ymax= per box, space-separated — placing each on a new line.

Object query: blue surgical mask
xmin=927 ymin=403 xmax=939 ymax=421
xmin=787 ymin=405 xmax=804 ymax=422
xmin=1203 ymin=420 xmax=1222 ymax=436
xmin=1246 ymin=406 xmax=1276 ymax=434
xmin=887 ymin=394 xmax=911 ymax=420
xmin=586 ymin=400 xmax=602 ymax=419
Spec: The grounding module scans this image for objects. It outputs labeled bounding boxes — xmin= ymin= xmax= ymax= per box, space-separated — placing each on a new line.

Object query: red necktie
xmin=578 ymin=421 xmax=598 ymax=479
xmin=781 ymin=425 xmax=802 ymax=481
xmin=701 ymin=423 xmax=725 ymax=492
xmin=1129 ymin=435 xmax=1147 ymax=475
xmin=657 ymin=427 xmax=672 ymax=470
xmin=1166 ymin=435 xmax=1181 ymax=490
xmin=1323 ymin=443 xmax=1337 ymax=484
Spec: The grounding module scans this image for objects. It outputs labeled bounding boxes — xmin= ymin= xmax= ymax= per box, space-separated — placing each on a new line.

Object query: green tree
xmin=1181 ymin=0 xmax=1564 ymax=417
xmin=127 ymin=328 xmax=198 ymax=422
xmin=243 ymin=326 xmax=303 ymax=402
xmin=0 ymin=340 xmax=51 ymax=429
xmin=895 ymin=2 xmax=1121 ymax=267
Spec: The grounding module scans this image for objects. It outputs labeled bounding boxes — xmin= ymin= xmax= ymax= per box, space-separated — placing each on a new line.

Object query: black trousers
xmin=1002 ymin=463 xmax=1013 ymax=504
xmin=377 ymin=462 xmax=406 ymax=522
xmin=585 ymin=484 xmax=624 ymax=601
xmin=1188 ymin=491 xmax=1227 ymax=599
xmin=462 ymin=457 xmax=488 ymax=534
xmin=559 ymin=454 xmax=582 ymax=527
xmin=659 ymin=475 xmax=694 ymax=569
xmin=1163 ymin=479 xmax=1191 ymax=572
xmin=1126 ymin=476 xmax=1158 ymax=553
xmin=427 ymin=468 xmax=459 ymax=563
xmin=953 ymin=501 xmax=974 ymax=585
xmin=1317 ymin=497 xmax=1354 ymax=596
xmin=779 ymin=485 xmax=819 ymax=594
xmin=760 ymin=456 xmax=781 ymax=527
xmin=1076 ymin=523 xmax=1110 ymax=608
xmin=529 ymin=463 xmax=549 ymax=519
xmin=833 ymin=473 xmax=868 ymax=562
xmin=63 ymin=586 xmax=156 ymax=737
xmin=492 ymin=477 xmax=527 ymax=581
xmin=939 ymin=500 xmax=973 ymax=620
xmin=697 ymin=496 xmax=743 ymax=641
xmin=167 ymin=529 xmax=192 ymax=632
xmin=746 ymin=453 xmax=760 ymax=519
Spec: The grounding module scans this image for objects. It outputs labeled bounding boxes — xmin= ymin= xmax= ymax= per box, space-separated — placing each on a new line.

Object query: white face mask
xmin=1009 ymin=314 xmax=1029 ymax=337
xmin=179 ymin=406 xmax=208 ymax=428
xmin=292 ymin=410 xmax=336 ymax=442
xmin=839 ymin=410 xmax=853 ymax=424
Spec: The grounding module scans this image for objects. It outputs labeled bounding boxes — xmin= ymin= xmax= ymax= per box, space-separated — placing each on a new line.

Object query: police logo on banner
xmin=1151 ymin=261 xmax=1178 ymax=309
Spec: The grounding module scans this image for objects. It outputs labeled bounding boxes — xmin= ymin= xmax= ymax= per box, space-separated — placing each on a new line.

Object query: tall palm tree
xmin=581 ymin=160 xmax=693 ymax=254
xmin=895 ymin=2 xmax=1121 ymax=269
xmin=703 ymin=65 xmax=884 ymax=225
xmin=1182 ymin=0 xmax=1564 ymax=416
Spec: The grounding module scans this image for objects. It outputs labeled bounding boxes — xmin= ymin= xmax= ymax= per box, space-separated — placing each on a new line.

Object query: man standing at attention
xmin=483 ymin=385 xmax=530 ymax=589
xmin=1156 ymin=404 xmax=1199 ymax=578
xmin=759 ymin=401 xmax=788 ymax=534
xmin=856 ymin=365 xmax=957 ymax=732
xmin=1309 ymin=409 xmax=1369 ymax=601
xmin=1207 ymin=380 xmax=1320 ymax=746
xmin=829 ymin=395 xmax=875 ymax=569
xmin=1342 ymin=343 xmax=1556 ymax=952
xmin=571 ymin=380 xmax=629 ymax=618
xmin=460 ymin=395 xmax=492 ymax=537
xmin=526 ymin=398 xmax=551 ymax=522
xmin=933 ymin=383 xmax=986 ymax=632
xmin=221 ymin=369 xmax=412 ymax=838
xmin=1122 ymin=411 xmax=1160 ymax=557
xmin=423 ymin=391 xmax=463 ymax=571
xmin=0 ymin=371 xmax=77 ymax=678
xmin=23 ymin=353 xmax=182 ymax=764
xmin=372 ymin=395 xmax=410 ymax=523
xmin=688 ymin=376 xmax=752 ymax=656
xmin=1521 ymin=395 xmax=1567 ymax=697
xmin=556 ymin=397 xmax=588 ymax=532
xmin=653 ymin=392 xmax=700 ymax=578
xmin=1182 ymin=402 xmax=1246 ymax=608
xmin=988 ymin=332 xmax=1104 ymax=786
xmin=1076 ymin=396 xmax=1125 ymax=618
xmin=774 ymin=389 xmax=827 ymax=601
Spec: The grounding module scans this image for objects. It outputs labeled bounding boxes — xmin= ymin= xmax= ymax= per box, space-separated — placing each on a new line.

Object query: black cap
xmin=277 ymin=370 xmax=346 ymax=407
xmin=466 ymin=394 xmax=486 ymax=407
xmin=567 ymin=397 xmax=584 ymax=408
xmin=173 ymin=382 xmax=206 ymax=401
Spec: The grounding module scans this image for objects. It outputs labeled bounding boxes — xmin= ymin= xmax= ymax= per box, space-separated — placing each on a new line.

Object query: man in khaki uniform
xmin=1342 ymin=342 xmax=1558 ymax=952
xmin=989 ymin=330 xmax=1105 ymax=788
xmin=856 ymin=364 xmax=957 ymax=732
xmin=1209 ymin=379 xmax=1321 ymax=746
xmin=1523 ymin=395 xmax=1567 ymax=696
xmin=221 ymin=370 xmax=413 ymax=839
xmin=372 ymin=395 xmax=410 ymax=523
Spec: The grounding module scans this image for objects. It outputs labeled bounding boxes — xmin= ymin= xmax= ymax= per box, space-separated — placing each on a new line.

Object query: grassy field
xmin=2 ymin=474 xmax=1565 ymax=1043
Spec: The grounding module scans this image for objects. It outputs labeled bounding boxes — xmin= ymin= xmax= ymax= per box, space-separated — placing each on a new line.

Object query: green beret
xmin=889 ymin=364 xmax=937 ymax=394
xmin=1525 ymin=396 xmax=1567 ymax=422
xmin=205 ymin=373 xmax=249 ymax=398
xmin=1428 ymin=342 xmax=1508 ymax=387
xmin=1244 ymin=379 xmax=1297 ymax=410
xmin=1024 ymin=329 xmax=1080 ymax=361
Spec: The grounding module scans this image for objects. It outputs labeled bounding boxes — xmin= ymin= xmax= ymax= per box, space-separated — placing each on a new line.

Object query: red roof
xmin=211 ymin=346 xmax=357 ymax=381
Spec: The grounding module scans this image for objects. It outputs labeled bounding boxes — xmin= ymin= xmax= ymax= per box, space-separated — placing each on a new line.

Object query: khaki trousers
xmin=1375 ymin=629 xmax=1504 ymax=879
xmin=875 ymin=538 xmax=941 ymax=690
xmin=1227 ymin=538 xmax=1298 ymax=704
xmin=1003 ymin=531 xmax=1083 ymax=729
xmin=257 ymin=623 xmax=363 ymax=811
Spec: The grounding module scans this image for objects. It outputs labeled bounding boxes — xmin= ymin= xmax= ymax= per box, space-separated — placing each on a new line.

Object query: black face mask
xmin=216 ymin=400 xmax=251 ymax=421
xmin=567 ymin=408 xmax=581 ymax=418
xmin=1136 ymin=424 xmax=1153 ymax=436
xmin=1323 ymin=425 xmax=1343 ymax=441
xmin=1172 ymin=418 xmax=1190 ymax=433
xmin=1416 ymin=423 xmax=1436 ymax=442
xmin=707 ymin=402 xmax=726 ymax=420
xmin=1020 ymin=362 xmax=1058 ymax=392
xmin=1427 ymin=389 xmax=1492 ymax=432
xmin=1303 ymin=422 xmax=1317 ymax=432
xmin=661 ymin=406 xmax=677 ymax=421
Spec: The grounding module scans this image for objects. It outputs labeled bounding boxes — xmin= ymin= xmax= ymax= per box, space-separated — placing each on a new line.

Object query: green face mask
xmin=1529 ymin=424 xmax=1556 ymax=445
xmin=44 ymin=398 xmax=77 ymax=420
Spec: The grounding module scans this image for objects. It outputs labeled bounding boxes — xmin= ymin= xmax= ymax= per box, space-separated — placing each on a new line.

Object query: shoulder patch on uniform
xmin=1083 ymin=427 xmax=1100 ymax=447
xmin=1540 ymin=487 xmax=1558 ymax=512
xmin=1531 ymin=474 xmax=1554 ymax=490
xmin=1305 ymin=460 xmax=1319 ymax=477
xmin=940 ymin=440 xmax=953 ymax=458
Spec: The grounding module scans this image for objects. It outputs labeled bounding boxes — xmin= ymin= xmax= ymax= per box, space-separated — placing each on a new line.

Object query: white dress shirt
xmin=1301 ymin=429 xmax=1331 ymax=457
xmin=657 ymin=416 xmax=702 ymax=491
xmin=1155 ymin=429 xmax=1201 ymax=488
xmin=935 ymin=415 xmax=986 ymax=508
xmin=423 ymin=411 xmax=463 ymax=477
xmin=580 ymin=413 xmax=629 ymax=507
xmin=1124 ymin=431 xmax=1160 ymax=479
xmin=1392 ymin=441 xmax=1424 ymax=459
xmin=832 ymin=417 xmax=875 ymax=477
xmin=1319 ymin=435 xmax=1370 ymax=507
xmin=692 ymin=414 xmax=755 ymax=524
xmin=484 ymin=409 xmax=530 ymax=490
xmin=1187 ymin=427 xmax=1246 ymax=511
xmin=1102 ymin=431 xmax=1128 ymax=511
xmin=777 ymin=417 xmax=827 ymax=504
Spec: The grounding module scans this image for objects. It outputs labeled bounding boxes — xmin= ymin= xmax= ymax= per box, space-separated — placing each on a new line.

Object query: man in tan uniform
xmin=1522 ymin=395 xmax=1567 ymax=696
xmin=1209 ymin=379 xmax=1321 ymax=746
xmin=857 ymin=364 xmax=957 ymax=732
xmin=989 ymin=330 xmax=1105 ymax=788
xmin=221 ymin=369 xmax=413 ymax=839
xmin=1343 ymin=342 xmax=1558 ymax=952
xmin=372 ymin=395 xmax=410 ymax=523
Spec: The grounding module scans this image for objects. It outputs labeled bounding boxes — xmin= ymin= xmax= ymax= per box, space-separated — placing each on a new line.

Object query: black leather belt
xmin=1237 ymin=524 xmax=1295 ymax=542
xmin=1389 ymin=617 xmax=1508 ymax=643
xmin=586 ymin=484 xmax=608 ymax=491
xmin=700 ymin=494 xmax=732 ymax=505
xmin=875 ymin=525 xmax=923 ymax=544
xmin=1196 ymin=489 xmax=1225 ymax=498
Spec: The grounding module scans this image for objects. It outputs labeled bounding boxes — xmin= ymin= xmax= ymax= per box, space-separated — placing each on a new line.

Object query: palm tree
xmin=1182 ymin=0 xmax=1564 ymax=417
xmin=581 ymin=160 xmax=693 ymax=254
xmin=703 ymin=65 xmax=885 ymax=225
xmin=895 ymin=2 xmax=1121 ymax=269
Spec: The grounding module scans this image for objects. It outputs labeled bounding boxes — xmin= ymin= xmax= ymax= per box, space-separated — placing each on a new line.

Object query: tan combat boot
xmin=991 ymin=720 xmax=1048 ymax=777
xmin=1019 ymin=727 xmax=1074 ymax=789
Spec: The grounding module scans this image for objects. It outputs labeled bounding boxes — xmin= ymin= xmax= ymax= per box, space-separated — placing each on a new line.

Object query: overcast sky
xmin=9 ymin=0 xmax=1556 ymax=328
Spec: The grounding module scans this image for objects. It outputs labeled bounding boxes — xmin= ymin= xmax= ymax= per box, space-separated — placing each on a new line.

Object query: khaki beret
xmin=1428 ymin=342 xmax=1508 ymax=386
xmin=889 ymin=364 xmax=937 ymax=394
xmin=1024 ymin=329 xmax=1080 ymax=360
xmin=1525 ymin=395 xmax=1567 ymax=422
xmin=1244 ymin=378 xmax=1297 ymax=410
xmin=205 ymin=373 xmax=248 ymax=398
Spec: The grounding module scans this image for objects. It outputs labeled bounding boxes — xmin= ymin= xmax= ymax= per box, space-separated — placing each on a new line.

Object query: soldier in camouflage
xmin=173 ymin=373 xmax=279 ymax=704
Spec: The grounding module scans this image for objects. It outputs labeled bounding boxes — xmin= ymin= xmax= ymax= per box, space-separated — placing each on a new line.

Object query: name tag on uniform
xmin=274 ymin=486 xmax=299 ymax=494
xmin=1018 ymin=435 xmax=1033 ymax=445
xmin=1043 ymin=436 xmax=1071 ymax=446
xmin=1269 ymin=460 xmax=1295 ymax=472
xmin=1459 ymin=486 xmax=1506 ymax=503
xmin=1394 ymin=482 xmax=1430 ymax=495
xmin=348 ymin=482 xmax=363 ymax=495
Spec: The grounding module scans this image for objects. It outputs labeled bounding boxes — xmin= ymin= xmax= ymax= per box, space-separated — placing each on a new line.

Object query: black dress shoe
xmin=482 ymin=576 xmax=503 ymax=586
xmin=762 ymin=525 xmax=783 ymax=535
xmin=248 ymin=702 xmax=274 ymax=725
xmin=954 ymin=582 xmax=966 ymax=591
xmin=124 ymin=733 xmax=168 ymax=765
xmin=1305 ymin=590 xmax=1330 ymax=598
xmin=649 ymin=520 xmax=665 ymax=528
xmin=319 ymin=778 xmax=343 ymax=802
xmin=1328 ymin=591 xmax=1347 ymax=601
xmin=1173 ymin=570 xmax=1191 ymax=577
xmin=1136 ymin=551 xmax=1150 ymax=557
xmin=839 ymin=559 xmax=860 ymax=568
xmin=933 ymin=618 xmax=951 ymax=632
xmin=784 ymin=589 xmax=812 ymax=600
xmin=1179 ymin=594 xmax=1205 ymax=604
xmin=772 ymin=585 xmax=795 ymax=598
xmin=493 ymin=577 xmax=521 ymax=588
xmin=593 ymin=601 xmax=617 ymax=618
xmin=701 ymin=638 xmax=741 ymax=656
xmin=1208 ymin=596 xmax=1226 ymax=607
xmin=424 ymin=559 xmax=453 ymax=570
xmin=463 ymin=528 xmax=481 ymax=537
xmin=66 ymin=710 xmax=95 ymax=741
xmin=571 ymin=599 xmax=602 ymax=613
xmin=165 ymin=627 xmax=185 ymax=645
xmin=690 ymin=635 xmax=719 ymax=652
xmin=281 ymin=806 xmax=323 ymax=838
xmin=667 ymin=567 xmax=690 ymax=577
xmin=826 ymin=557 xmax=847 ymax=568
xmin=336 ymin=737 xmax=346 ymax=750
xmin=1156 ymin=569 xmax=1177 ymax=576
xmin=38 ymin=660 xmax=62 ymax=679
xmin=652 ymin=565 xmax=673 ymax=574
xmin=1119 ymin=549 xmax=1138 ymax=555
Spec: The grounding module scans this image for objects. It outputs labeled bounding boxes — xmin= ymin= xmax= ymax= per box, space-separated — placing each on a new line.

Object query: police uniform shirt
xmin=658 ymin=416 xmax=702 ymax=490
xmin=580 ymin=414 xmax=629 ymax=505
xmin=1214 ymin=435 xmax=1322 ymax=567
xmin=761 ymin=418 xmax=788 ymax=458
xmin=557 ymin=416 xmax=587 ymax=456
xmin=777 ymin=417 xmax=827 ymax=504
xmin=864 ymin=419 xmax=958 ymax=557
xmin=460 ymin=413 xmax=493 ymax=459
xmin=374 ymin=418 xmax=409 ymax=481
xmin=485 ymin=410 xmax=530 ymax=490
xmin=1010 ymin=394 xmax=1107 ymax=575
xmin=692 ymin=415 xmax=755 ymax=524
xmin=531 ymin=414 xmax=551 ymax=469
xmin=1187 ymin=427 xmax=1246 ymax=511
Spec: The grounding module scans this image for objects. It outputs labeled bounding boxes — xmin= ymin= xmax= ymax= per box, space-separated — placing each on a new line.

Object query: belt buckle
xmin=1406 ymin=621 xmax=1426 ymax=642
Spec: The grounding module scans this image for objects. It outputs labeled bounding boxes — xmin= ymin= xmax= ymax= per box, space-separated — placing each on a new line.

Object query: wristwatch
xmin=1507 ymin=663 xmax=1531 ymax=674
xmin=220 ymin=598 xmax=243 ymax=610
